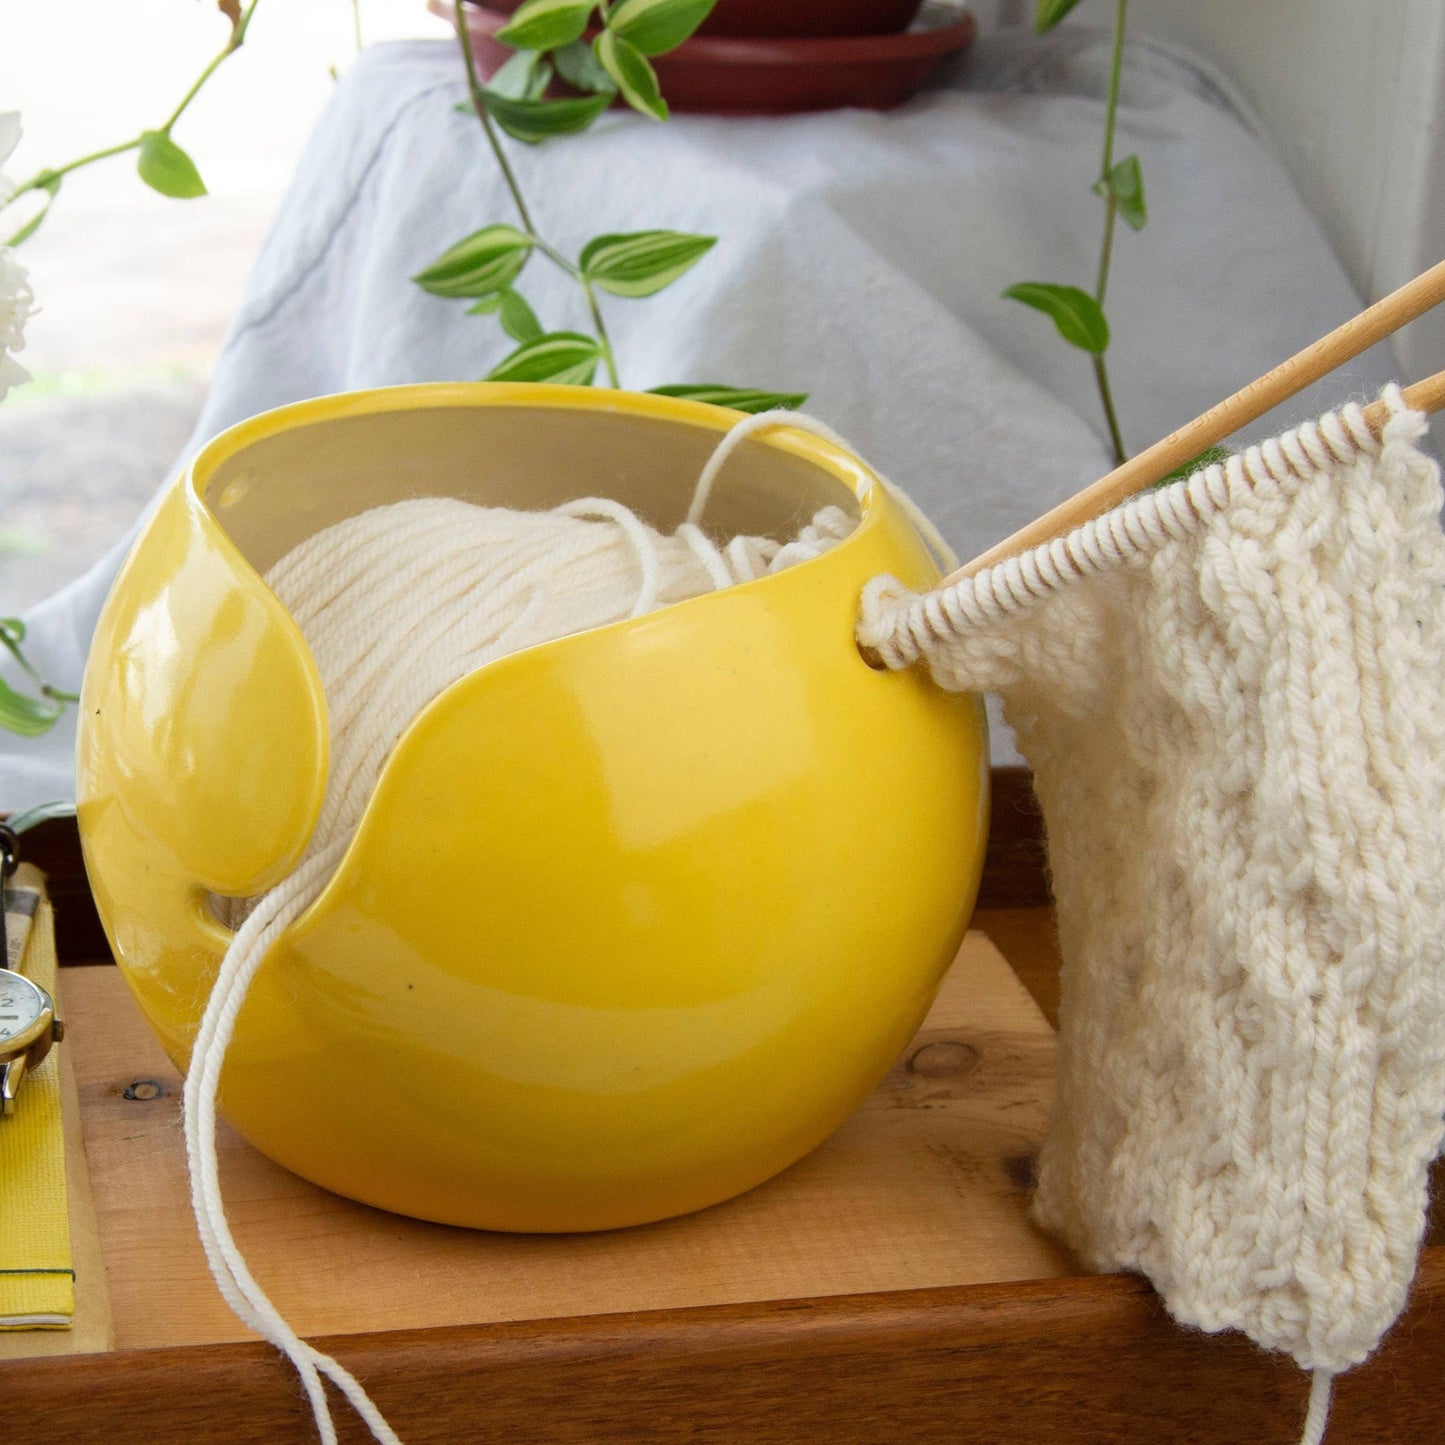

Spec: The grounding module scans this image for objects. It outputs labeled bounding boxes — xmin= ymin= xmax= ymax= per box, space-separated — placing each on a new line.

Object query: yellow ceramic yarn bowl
xmin=76 ymin=384 xmax=988 ymax=1232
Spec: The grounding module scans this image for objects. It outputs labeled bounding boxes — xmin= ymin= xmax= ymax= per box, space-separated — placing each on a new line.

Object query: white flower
xmin=0 ymin=245 xmax=33 ymax=403
xmin=0 ymin=112 xmax=20 ymax=206
xmin=0 ymin=113 xmax=31 ymax=401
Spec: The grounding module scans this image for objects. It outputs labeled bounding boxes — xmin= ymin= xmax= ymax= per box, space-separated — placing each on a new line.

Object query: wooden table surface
xmin=61 ymin=932 xmax=1072 ymax=1352
xmin=3 ymin=780 xmax=1441 ymax=1443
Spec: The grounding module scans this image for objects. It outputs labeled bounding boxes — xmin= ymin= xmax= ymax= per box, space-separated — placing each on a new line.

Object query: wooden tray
xmin=3 ymin=771 xmax=1440 ymax=1442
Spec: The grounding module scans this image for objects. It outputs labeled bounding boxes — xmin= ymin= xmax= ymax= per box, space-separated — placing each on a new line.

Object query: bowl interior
xmin=200 ymin=400 xmax=863 ymax=578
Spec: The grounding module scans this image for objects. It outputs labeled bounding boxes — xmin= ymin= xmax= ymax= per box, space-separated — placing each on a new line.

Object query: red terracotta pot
xmin=703 ymin=0 xmax=927 ymax=37
xmin=474 ymin=0 xmax=927 ymax=39
xmin=437 ymin=1 xmax=975 ymax=116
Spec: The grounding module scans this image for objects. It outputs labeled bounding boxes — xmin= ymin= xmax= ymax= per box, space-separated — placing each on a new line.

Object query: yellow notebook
xmin=0 ymin=863 xmax=73 ymax=1329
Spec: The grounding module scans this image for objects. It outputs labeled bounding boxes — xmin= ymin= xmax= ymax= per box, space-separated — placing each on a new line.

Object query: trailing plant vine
xmin=420 ymin=0 xmax=805 ymax=412
xmin=2 ymin=0 xmax=258 ymax=245
xmin=1004 ymin=0 xmax=1140 ymax=465
xmin=1004 ymin=0 xmax=1231 ymax=481
xmin=0 ymin=0 xmax=260 ymax=735
xmin=0 ymin=0 xmax=805 ymax=739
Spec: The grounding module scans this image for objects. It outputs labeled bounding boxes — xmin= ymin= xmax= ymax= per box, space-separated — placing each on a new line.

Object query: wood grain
xmin=9 ymin=788 xmax=1442 ymax=1443
xmin=973 ymin=907 xmax=1062 ymax=1028
xmin=61 ymin=932 xmax=1070 ymax=1354
xmin=7 ymin=1252 xmax=1443 ymax=1444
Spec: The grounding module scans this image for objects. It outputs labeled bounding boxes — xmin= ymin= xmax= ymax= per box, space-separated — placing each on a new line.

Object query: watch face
xmin=0 ymin=970 xmax=44 ymax=1042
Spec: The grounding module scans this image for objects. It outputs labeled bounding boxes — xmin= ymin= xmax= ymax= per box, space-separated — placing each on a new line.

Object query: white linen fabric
xmin=0 ymin=25 xmax=1396 ymax=804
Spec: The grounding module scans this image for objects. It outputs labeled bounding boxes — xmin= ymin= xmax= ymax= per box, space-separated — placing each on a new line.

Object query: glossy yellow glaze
xmin=77 ymin=384 xmax=988 ymax=1231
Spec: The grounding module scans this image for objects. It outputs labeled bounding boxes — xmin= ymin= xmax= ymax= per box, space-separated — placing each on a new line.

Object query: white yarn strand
xmin=689 ymin=408 xmax=958 ymax=573
xmin=181 ymin=418 xmax=860 ymax=1444
xmin=1300 ymin=1369 xmax=1335 ymax=1445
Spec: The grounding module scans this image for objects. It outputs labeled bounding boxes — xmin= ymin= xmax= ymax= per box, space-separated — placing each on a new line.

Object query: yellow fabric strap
xmin=0 ymin=864 xmax=73 ymax=1329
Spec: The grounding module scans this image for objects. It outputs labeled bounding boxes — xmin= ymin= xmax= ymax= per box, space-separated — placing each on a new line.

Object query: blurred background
xmin=1 ymin=0 xmax=1441 ymax=613
xmin=0 ymin=0 xmax=431 ymax=611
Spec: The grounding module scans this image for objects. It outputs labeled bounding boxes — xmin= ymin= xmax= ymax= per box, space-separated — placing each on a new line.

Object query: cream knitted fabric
xmin=858 ymin=387 xmax=1445 ymax=1376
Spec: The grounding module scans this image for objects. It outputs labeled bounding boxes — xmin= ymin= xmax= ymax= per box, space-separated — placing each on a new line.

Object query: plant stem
xmin=0 ymin=1 xmax=261 ymax=735
xmin=454 ymin=2 xmax=538 ymax=232
xmin=1092 ymin=344 xmax=1125 ymax=465
xmin=0 ymin=0 xmax=261 ymax=219
xmin=34 ymin=139 xmax=139 ymax=183
xmin=582 ymin=278 xmax=621 ymax=387
xmin=480 ymin=110 xmax=542 ymax=235
xmin=1095 ymin=0 xmax=1126 ymax=304
xmin=0 ymin=626 xmax=76 ymax=722
xmin=159 ymin=0 xmax=260 ymax=134
xmin=546 ymin=236 xmax=622 ymax=386
xmin=1091 ymin=0 xmax=1129 ymax=464
xmin=1092 ymin=354 xmax=1125 ymax=464
xmin=451 ymin=0 xmax=624 ymax=386
xmin=2 ymin=139 xmax=139 ymax=215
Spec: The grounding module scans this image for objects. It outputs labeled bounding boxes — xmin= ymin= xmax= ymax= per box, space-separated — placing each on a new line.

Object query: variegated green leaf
xmin=553 ymin=38 xmax=617 ymax=93
xmin=579 ymin=230 xmax=715 ymax=297
xmin=498 ymin=288 xmax=543 ymax=342
xmin=595 ymin=30 xmax=666 ymax=120
xmin=413 ymin=224 xmax=532 ymax=298
xmin=607 ymin=0 xmax=716 ymax=56
xmin=468 ymin=288 xmax=543 ymax=343
xmin=481 ymin=87 xmax=611 ymax=143
xmin=495 ymin=0 xmax=595 ymax=52
xmin=486 ymin=331 xmax=601 ymax=385
xmin=0 ymin=678 xmax=63 ymax=738
xmin=649 ymin=384 xmax=807 ymax=414
xmin=489 ymin=48 xmax=554 ymax=100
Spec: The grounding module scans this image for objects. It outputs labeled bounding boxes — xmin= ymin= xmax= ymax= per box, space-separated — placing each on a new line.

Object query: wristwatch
xmin=0 ymin=966 xmax=64 ymax=1117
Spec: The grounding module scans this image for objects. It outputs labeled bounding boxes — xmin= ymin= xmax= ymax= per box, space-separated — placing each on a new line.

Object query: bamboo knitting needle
xmin=944 ymin=256 xmax=1445 ymax=584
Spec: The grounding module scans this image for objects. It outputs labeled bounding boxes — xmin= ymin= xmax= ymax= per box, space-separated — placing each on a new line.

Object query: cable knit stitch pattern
xmin=858 ymin=388 xmax=1445 ymax=1373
